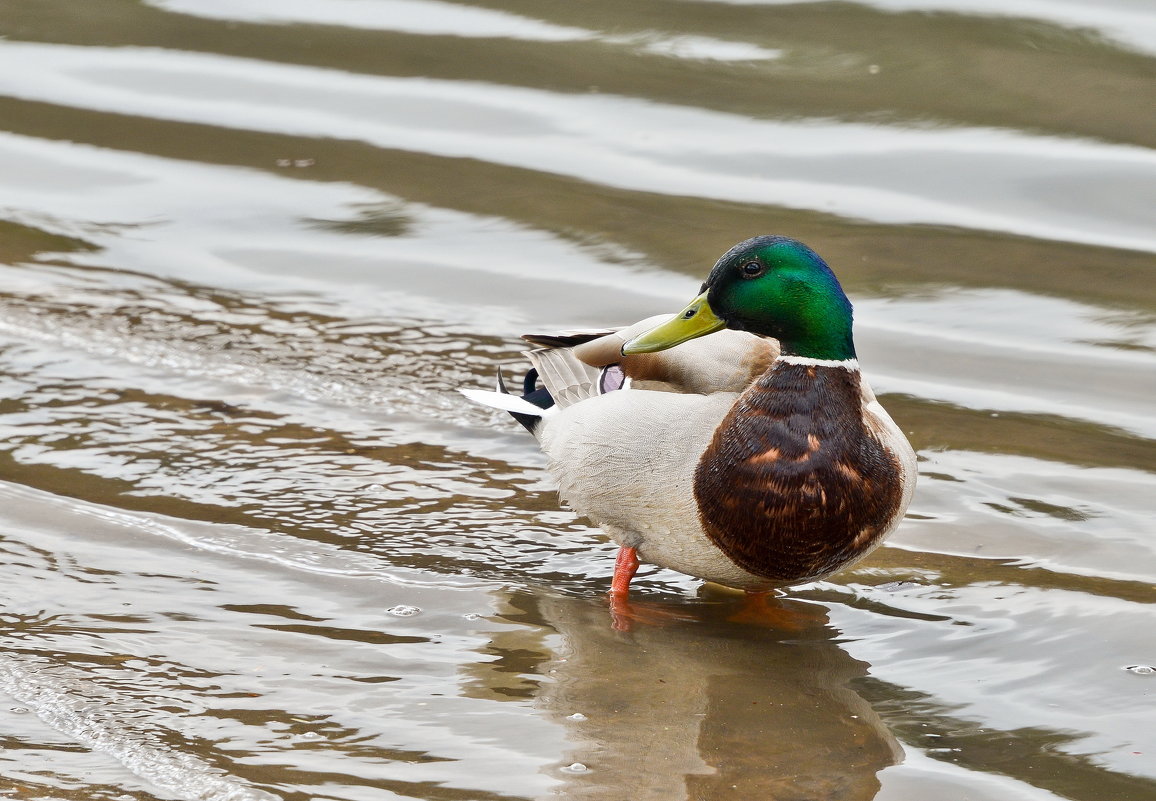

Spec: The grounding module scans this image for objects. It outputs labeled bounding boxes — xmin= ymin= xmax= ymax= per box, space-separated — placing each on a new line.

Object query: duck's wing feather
xmin=524 ymin=314 xmax=779 ymax=398
xmin=521 ymin=328 xmax=617 ymax=349
xmin=525 ymin=346 xmax=605 ymax=409
xmin=462 ymin=315 xmax=778 ymax=433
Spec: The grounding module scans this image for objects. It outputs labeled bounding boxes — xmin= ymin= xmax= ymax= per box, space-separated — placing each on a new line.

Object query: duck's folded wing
xmin=525 ymin=347 xmax=605 ymax=409
xmin=522 ymin=315 xmax=779 ymax=397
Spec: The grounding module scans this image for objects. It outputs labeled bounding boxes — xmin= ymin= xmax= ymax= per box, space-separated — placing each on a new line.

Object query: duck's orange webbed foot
xmin=726 ymin=590 xmax=826 ymax=631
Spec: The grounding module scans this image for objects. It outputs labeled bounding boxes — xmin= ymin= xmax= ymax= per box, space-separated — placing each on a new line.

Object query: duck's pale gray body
xmin=519 ymin=322 xmax=916 ymax=589
xmin=461 ymin=235 xmax=918 ymax=599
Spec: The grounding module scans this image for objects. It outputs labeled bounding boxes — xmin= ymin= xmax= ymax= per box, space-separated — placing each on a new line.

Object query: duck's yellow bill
xmin=621 ymin=291 xmax=726 ymax=354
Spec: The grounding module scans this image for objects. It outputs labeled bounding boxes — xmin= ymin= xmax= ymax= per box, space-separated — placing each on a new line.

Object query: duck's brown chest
xmin=693 ymin=362 xmax=904 ymax=582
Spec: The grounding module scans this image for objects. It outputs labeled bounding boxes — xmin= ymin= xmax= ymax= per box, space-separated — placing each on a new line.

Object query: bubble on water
xmin=387 ymin=605 xmax=421 ymax=617
xmin=875 ymin=580 xmax=920 ymax=592
xmin=567 ymin=712 xmax=587 ymax=722
xmin=1123 ymin=664 xmax=1155 ymax=675
xmin=365 ymin=483 xmax=386 ymax=492
xmin=561 ymin=762 xmax=589 ymax=774
xmin=462 ymin=613 xmax=481 ymax=621
xmin=9 ymin=707 xmax=28 ymax=714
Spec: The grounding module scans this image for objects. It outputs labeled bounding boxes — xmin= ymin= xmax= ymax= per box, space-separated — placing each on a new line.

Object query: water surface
xmin=0 ymin=1 xmax=1153 ymax=799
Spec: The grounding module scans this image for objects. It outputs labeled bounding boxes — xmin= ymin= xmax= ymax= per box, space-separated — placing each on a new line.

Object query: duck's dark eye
xmin=740 ymin=261 xmax=765 ymax=278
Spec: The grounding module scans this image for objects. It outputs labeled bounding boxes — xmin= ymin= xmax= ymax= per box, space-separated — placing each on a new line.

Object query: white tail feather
xmin=458 ymin=388 xmax=552 ymax=418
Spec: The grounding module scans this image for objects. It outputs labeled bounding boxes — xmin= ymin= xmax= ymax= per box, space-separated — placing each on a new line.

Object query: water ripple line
xmin=0 ymin=654 xmax=280 ymax=801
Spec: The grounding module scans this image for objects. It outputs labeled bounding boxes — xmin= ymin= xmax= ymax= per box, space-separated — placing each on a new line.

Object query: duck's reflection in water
xmin=483 ymin=590 xmax=901 ymax=801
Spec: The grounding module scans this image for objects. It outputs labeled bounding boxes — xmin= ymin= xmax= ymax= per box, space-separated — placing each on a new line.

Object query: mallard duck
xmin=463 ymin=235 xmax=916 ymax=611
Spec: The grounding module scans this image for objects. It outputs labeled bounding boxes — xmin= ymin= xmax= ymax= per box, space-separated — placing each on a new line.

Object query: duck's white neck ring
xmin=777 ymin=355 xmax=860 ymax=370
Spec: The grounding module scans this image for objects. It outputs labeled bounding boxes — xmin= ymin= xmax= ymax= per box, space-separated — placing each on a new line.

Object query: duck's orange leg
xmin=610 ymin=546 xmax=640 ymax=597
xmin=606 ymin=548 xmax=698 ymax=630
xmin=608 ymin=546 xmax=640 ymax=631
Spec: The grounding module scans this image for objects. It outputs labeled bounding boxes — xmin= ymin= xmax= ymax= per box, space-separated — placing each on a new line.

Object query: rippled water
xmin=0 ymin=1 xmax=1153 ymax=799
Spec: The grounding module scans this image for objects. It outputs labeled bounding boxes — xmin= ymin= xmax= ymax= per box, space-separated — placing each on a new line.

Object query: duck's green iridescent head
xmin=623 ymin=235 xmax=856 ymax=361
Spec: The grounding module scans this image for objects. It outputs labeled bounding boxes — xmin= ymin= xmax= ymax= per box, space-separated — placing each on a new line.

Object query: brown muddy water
xmin=0 ymin=1 xmax=1154 ymax=799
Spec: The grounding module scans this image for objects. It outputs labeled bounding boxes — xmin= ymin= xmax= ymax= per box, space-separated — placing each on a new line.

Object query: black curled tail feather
xmin=497 ymin=368 xmax=554 ymax=432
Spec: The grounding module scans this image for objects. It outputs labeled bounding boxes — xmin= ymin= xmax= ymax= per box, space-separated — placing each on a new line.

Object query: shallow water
xmin=0 ymin=1 xmax=1153 ymax=799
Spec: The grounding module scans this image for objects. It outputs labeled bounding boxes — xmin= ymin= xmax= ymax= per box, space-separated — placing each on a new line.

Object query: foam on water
xmin=0 ymin=655 xmax=277 ymax=801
